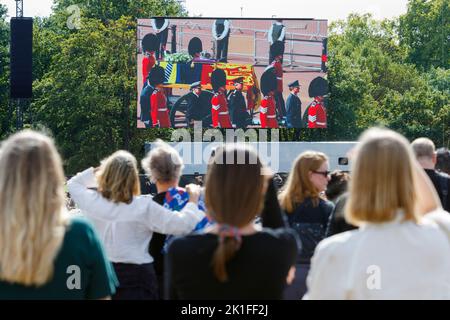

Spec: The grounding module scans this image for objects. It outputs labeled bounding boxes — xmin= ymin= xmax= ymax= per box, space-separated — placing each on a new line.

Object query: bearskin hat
xmin=148 ymin=65 xmax=166 ymax=86
xmin=142 ymin=33 xmax=159 ymax=53
xmin=270 ymin=41 xmax=285 ymax=58
xmin=188 ymin=37 xmax=203 ymax=57
xmin=260 ymin=69 xmax=277 ymax=96
xmin=211 ymin=68 xmax=227 ymax=92
xmin=308 ymin=77 xmax=329 ymax=98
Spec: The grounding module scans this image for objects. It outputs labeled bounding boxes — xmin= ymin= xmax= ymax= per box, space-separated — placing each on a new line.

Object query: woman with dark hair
xmin=166 ymin=144 xmax=298 ymax=299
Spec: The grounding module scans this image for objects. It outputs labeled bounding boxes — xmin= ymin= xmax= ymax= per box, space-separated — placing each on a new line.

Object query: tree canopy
xmin=399 ymin=0 xmax=449 ymax=70
xmin=291 ymin=11 xmax=449 ymax=147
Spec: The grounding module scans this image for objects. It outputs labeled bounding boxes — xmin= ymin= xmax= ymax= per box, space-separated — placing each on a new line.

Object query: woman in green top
xmin=0 ymin=130 xmax=117 ymax=300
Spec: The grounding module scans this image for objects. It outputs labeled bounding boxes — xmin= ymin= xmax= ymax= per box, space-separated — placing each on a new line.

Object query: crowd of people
xmin=0 ymin=127 xmax=449 ymax=299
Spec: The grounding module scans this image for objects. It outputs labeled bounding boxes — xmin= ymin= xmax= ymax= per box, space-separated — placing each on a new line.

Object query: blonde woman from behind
xmin=0 ymin=130 xmax=117 ymax=299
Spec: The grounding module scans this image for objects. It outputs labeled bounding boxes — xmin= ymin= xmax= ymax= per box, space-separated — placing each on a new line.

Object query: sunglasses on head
xmin=312 ymin=170 xmax=330 ymax=177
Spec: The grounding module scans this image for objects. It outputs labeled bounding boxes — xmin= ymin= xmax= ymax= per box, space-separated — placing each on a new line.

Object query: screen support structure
xmin=15 ymin=0 xmax=23 ymax=17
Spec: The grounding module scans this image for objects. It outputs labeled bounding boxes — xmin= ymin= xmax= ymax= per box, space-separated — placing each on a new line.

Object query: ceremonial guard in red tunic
xmin=149 ymin=65 xmax=171 ymax=128
xmin=307 ymin=97 xmax=327 ymax=128
xmin=210 ymin=69 xmax=232 ymax=128
xmin=141 ymin=33 xmax=158 ymax=87
xmin=306 ymin=77 xmax=329 ymax=129
xmin=259 ymin=69 xmax=278 ymax=128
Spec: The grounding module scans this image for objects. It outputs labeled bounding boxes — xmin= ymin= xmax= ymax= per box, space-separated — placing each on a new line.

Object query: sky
xmin=0 ymin=0 xmax=409 ymax=21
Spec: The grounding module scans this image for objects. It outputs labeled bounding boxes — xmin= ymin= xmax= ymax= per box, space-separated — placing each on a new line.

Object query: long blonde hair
xmin=96 ymin=150 xmax=141 ymax=204
xmin=0 ymin=130 xmax=68 ymax=286
xmin=279 ymin=151 xmax=328 ymax=213
xmin=346 ymin=128 xmax=418 ymax=226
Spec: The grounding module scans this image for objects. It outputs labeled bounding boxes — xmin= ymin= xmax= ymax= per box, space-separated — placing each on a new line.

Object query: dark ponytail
xmin=211 ymin=225 xmax=242 ymax=282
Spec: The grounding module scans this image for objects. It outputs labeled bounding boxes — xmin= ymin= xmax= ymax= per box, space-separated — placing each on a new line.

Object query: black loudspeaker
xmin=321 ymin=37 xmax=328 ymax=73
xmin=10 ymin=17 xmax=33 ymax=99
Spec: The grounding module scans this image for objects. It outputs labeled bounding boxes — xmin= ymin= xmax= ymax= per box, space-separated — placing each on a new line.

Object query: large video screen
xmin=137 ymin=18 xmax=328 ymax=129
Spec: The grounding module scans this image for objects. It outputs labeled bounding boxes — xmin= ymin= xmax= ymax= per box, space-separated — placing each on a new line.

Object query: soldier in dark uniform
xmin=151 ymin=18 xmax=169 ymax=60
xmin=268 ymin=19 xmax=286 ymax=64
xmin=286 ymin=80 xmax=302 ymax=129
xmin=227 ymin=77 xmax=251 ymax=128
xmin=186 ymin=81 xmax=211 ymax=127
xmin=212 ymin=19 xmax=231 ymax=62
xmin=139 ymin=76 xmax=155 ymax=128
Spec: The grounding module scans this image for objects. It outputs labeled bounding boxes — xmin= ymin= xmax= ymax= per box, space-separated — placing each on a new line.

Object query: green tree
xmin=33 ymin=17 xmax=67 ymax=84
xmin=31 ymin=1 xmax=185 ymax=173
xmin=0 ymin=4 xmax=10 ymax=137
xmin=52 ymin=0 xmax=186 ymax=22
xmin=399 ymin=0 xmax=449 ymax=69
xmin=32 ymin=17 xmax=167 ymax=173
xmin=301 ymin=13 xmax=450 ymax=146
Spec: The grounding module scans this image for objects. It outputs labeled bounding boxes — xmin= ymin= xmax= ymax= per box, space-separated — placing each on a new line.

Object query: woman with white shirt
xmin=67 ymin=150 xmax=205 ymax=300
xmin=304 ymin=128 xmax=450 ymax=300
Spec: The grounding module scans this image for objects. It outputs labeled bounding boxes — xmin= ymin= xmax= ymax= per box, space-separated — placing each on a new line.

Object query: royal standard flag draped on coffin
xmin=157 ymin=61 xmax=261 ymax=109
xmin=158 ymin=62 xmax=258 ymax=90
